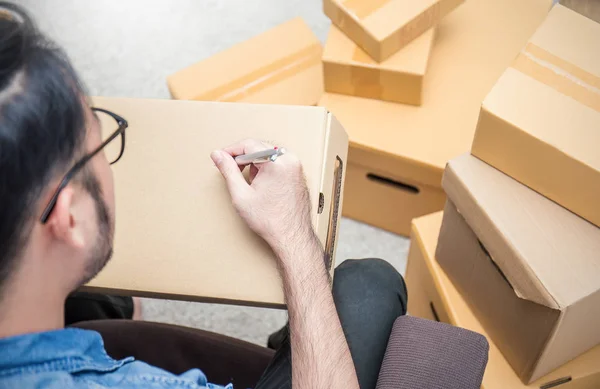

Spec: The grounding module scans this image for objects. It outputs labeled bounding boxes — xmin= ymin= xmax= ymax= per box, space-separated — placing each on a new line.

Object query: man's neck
xmin=0 ymin=273 xmax=66 ymax=338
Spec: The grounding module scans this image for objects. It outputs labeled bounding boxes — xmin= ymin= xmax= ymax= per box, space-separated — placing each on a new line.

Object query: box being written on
xmin=323 ymin=0 xmax=463 ymax=61
xmin=436 ymin=154 xmax=600 ymax=383
xmin=472 ymin=4 xmax=600 ymax=228
xmin=406 ymin=212 xmax=600 ymax=389
xmin=323 ymin=26 xmax=435 ymax=105
xmin=85 ymin=97 xmax=348 ymax=307
xmin=167 ymin=18 xmax=323 ymax=106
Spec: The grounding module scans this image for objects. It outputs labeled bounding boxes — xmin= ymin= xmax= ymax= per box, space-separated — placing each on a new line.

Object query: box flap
xmin=443 ymin=154 xmax=600 ymax=308
xmin=319 ymin=0 xmax=552 ymax=180
xmin=167 ymin=17 xmax=321 ymax=102
xmin=412 ymin=212 xmax=600 ymax=389
xmin=86 ymin=97 xmax=331 ymax=306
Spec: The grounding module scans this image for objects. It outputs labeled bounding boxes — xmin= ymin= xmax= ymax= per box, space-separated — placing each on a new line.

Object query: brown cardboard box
xmin=167 ymin=18 xmax=323 ymax=106
xmin=85 ymin=97 xmax=348 ymax=307
xmin=322 ymin=26 xmax=435 ymax=105
xmin=471 ymin=5 xmax=600 ymax=228
xmin=343 ymin=161 xmax=445 ymax=236
xmin=323 ymin=0 xmax=463 ymax=62
xmin=318 ymin=0 xmax=553 ymax=236
xmin=407 ymin=211 xmax=600 ymax=389
xmin=435 ymin=154 xmax=600 ymax=383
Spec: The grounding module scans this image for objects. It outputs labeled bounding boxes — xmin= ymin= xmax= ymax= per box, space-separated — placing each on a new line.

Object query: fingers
xmin=249 ymin=164 xmax=259 ymax=182
xmin=211 ymin=150 xmax=250 ymax=199
xmin=222 ymin=139 xmax=274 ymax=157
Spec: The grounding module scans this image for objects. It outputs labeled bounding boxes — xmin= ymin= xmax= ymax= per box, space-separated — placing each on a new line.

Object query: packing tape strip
xmin=194 ymin=43 xmax=322 ymax=102
xmin=342 ymin=0 xmax=391 ymax=20
xmin=349 ymin=48 xmax=385 ymax=98
xmin=513 ymin=43 xmax=600 ymax=112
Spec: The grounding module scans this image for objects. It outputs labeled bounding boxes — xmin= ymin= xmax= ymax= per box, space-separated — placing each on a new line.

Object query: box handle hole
xmin=367 ymin=173 xmax=420 ymax=194
xmin=540 ymin=377 xmax=572 ymax=389
xmin=429 ymin=302 xmax=441 ymax=322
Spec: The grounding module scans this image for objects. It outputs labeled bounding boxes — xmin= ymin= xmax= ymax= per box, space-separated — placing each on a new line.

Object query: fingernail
xmin=210 ymin=151 xmax=221 ymax=164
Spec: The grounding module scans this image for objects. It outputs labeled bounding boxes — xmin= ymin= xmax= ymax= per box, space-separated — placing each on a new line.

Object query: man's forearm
xmin=278 ymin=236 xmax=360 ymax=389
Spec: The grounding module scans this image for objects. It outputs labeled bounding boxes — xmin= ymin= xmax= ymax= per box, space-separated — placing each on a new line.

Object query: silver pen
xmin=234 ymin=147 xmax=286 ymax=165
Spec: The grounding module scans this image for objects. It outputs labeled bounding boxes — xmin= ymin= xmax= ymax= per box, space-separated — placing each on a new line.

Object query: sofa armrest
xmin=376 ymin=316 xmax=489 ymax=389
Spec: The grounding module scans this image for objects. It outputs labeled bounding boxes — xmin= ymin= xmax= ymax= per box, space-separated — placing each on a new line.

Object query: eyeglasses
xmin=40 ymin=107 xmax=128 ymax=224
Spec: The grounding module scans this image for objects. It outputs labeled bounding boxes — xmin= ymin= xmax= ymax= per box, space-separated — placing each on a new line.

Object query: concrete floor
xmin=15 ymin=0 xmax=410 ymax=345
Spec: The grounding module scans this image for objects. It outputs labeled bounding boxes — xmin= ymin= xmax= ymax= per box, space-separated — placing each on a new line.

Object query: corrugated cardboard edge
xmin=442 ymin=157 xmax=559 ymax=310
xmin=82 ymin=285 xmax=286 ymax=309
xmin=316 ymin=111 xmax=349 ymax=278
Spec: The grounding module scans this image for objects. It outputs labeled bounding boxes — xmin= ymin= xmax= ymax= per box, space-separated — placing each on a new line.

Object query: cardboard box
xmin=561 ymin=0 xmax=600 ymax=23
xmin=323 ymin=0 xmax=463 ymax=62
xmin=318 ymin=0 xmax=553 ymax=236
xmin=407 ymin=211 xmax=600 ymax=389
xmin=435 ymin=154 xmax=600 ymax=383
xmin=343 ymin=161 xmax=445 ymax=236
xmin=85 ymin=97 xmax=348 ymax=307
xmin=167 ymin=18 xmax=323 ymax=106
xmin=471 ymin=5 xmax=600 ymax=228
xmin=322 ymin=26 xmax=435 ymax=105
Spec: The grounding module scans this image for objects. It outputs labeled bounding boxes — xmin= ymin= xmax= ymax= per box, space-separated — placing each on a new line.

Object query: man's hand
xmin=211 ymin=139 xmax=360 ymax=389
xmin=210 ymin=139 xmax=315 ymax=259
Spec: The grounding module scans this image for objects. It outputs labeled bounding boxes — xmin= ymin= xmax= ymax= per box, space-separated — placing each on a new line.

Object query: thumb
xmin=211 ymin=150 xmax=249 ymax=198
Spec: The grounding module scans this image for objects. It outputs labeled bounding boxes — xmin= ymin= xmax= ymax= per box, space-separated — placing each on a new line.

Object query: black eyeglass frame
xmin=39 ymin=107 xmax=128 ymax=224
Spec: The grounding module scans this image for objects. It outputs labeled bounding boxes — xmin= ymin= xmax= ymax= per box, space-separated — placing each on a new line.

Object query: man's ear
xmin=46 ymin=186 xmax=86 ymax=249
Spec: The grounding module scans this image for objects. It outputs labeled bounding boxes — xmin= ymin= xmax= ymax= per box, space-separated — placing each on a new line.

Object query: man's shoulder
xmin=0 ymin=328 xmax=227 ymax=389
xmin=0 ymin=370 xmax=76 ymax=389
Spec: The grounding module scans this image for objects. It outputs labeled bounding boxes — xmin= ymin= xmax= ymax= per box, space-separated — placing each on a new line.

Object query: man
xmin=0 ymin=3 xmax=407 ymax=389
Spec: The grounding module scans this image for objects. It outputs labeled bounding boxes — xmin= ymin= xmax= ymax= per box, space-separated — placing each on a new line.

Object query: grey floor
xmin=15 ymin=0 xmax=410 ymax=346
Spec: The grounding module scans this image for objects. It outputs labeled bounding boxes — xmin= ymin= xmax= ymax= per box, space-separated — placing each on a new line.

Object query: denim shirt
xmin=0 ymin=328 xmax=231 ymax=389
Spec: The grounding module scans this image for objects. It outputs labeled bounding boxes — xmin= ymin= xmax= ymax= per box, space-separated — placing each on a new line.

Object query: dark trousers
xmin=69 ymin=259 xmax=408 ymax=389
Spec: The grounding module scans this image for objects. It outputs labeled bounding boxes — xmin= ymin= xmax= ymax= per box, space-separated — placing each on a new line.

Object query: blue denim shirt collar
xmin=0 ymin=328 xmax=132 ymax=377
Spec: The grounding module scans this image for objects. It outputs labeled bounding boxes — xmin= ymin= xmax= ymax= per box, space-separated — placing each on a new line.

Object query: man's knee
xmin=334 ymin=258 xmax=408 ymax=313
xmin=336 ymin=258 xmax=405 ymax=288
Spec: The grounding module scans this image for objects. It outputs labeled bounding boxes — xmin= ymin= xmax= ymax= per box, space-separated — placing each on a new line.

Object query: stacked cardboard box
xmin=323 ymin=0 xmax=464 ymax=62
xmin=437 ymin=155 xmax=600 ymax=383
xmin=319 ymin=0 xmax=553 ymax=236
xmin=406 ymin=212 xmax=600 ymax=388
xmin=426 ymin=4 xmax=600 ymax=385
xmin=166 ymin=0 xmax=556 ymax=237
xmin=167 ymin=17 xmax=323 ymax=106
xmin=471 ymin=4 xmax=600 ymax=228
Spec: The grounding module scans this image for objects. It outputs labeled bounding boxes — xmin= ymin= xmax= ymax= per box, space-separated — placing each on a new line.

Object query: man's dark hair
xmin=0 ymin=2 xmax=88 ymax=292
